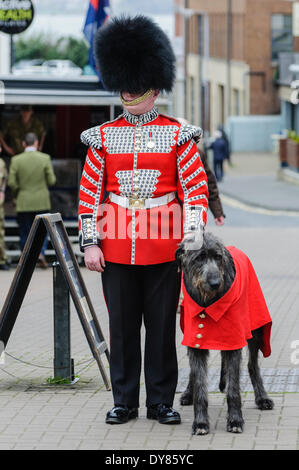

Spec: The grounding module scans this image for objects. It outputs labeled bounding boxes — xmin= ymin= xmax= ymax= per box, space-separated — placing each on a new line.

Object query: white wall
xmin=0 ymin=33 xmax=10 ymax=74
xmin=227 ymin=115 xmax=283 ymax=152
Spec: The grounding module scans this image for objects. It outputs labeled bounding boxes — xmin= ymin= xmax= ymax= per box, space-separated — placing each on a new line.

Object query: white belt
xmin=109 ymin=192 xmax=176 ymax=210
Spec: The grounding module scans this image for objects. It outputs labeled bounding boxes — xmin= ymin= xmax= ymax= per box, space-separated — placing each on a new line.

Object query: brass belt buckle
xmin=129 ymin=198 xmax=145 ymax=209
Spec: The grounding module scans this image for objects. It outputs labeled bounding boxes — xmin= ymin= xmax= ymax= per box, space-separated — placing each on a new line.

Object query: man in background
xmin=0 ymin=105 xmax=46 ymax=156
xmin=8 ymin=132 xmax=56 ymax=268
xmin=209 ymin=129 xmax=229 ymax=182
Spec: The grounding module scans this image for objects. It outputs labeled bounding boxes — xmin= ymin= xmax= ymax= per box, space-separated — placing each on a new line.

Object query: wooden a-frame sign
xmin=0 ymin=213 xmax=111 ymax=390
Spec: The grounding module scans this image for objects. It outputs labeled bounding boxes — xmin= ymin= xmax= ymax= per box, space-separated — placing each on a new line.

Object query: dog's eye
xmin=197 ymin=253 xmax=206 ymax=261
xmin=215 ymin=254 xmax=222 ymax=261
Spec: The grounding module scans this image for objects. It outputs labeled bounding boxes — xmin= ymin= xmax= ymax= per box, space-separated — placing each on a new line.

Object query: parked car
xmin=43 ymin=60 xmax=82 ymax=77
xmin=12 ymin=59 xmax=47 ymax=75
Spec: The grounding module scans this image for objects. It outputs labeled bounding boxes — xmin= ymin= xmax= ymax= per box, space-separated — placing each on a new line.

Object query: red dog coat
xmin=180 ymin=246 xmax=272 ymax=356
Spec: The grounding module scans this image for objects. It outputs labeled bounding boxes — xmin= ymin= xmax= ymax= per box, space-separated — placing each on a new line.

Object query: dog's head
xmin=176 ymin=232 xmax=234 ymax=304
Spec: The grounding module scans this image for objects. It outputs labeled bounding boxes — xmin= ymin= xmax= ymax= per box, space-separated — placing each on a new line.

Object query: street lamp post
xmin=10 ymin=34 xmax=14 ymax=74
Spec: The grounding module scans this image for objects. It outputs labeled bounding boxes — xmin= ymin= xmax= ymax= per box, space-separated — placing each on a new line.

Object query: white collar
xmin=25 ymin=146 xmax=37 ymax=152
xmin=123 ymin=107 xmax=159 ymax=125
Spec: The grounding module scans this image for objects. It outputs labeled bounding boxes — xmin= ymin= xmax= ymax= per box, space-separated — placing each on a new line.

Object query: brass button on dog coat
xmin=180 ymin=246 xmax=272 ymax=356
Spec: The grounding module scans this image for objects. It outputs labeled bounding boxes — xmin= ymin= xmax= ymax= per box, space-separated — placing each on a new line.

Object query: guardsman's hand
xmin=215 ymin=216 xmax=225 ymax=226
xmin=84 ymin=245 xmax=106 ymax=272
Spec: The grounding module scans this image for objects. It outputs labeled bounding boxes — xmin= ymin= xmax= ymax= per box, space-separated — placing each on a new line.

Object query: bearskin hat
xmin=94 ymin=15 xmax=176 ymax=94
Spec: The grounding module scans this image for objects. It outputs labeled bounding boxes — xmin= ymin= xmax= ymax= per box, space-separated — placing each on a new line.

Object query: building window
xmin=218 ymin=84 xmax=225 ymax=125
xmin=201 ymin=81 xmax=210 ymax=133
xmin=271 ymin=14 xmax=293 ymax=61
xmin=233 ymin=89 xmax=240 ymax=116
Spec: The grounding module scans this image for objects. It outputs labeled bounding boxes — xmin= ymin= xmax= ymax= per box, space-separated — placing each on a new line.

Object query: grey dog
xmin=176 ymin=232 xmax=274 ymax=435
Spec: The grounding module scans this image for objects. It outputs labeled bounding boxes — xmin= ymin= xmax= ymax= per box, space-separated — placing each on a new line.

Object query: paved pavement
xmin=216 ymin=152 xmax=299 ymax=212
xmin=0 ymin=151 xmax=298 ymax=451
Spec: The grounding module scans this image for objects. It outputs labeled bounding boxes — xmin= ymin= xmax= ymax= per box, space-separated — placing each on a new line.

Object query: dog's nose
xmin=209 ymin=279 xmax=221 ymax=290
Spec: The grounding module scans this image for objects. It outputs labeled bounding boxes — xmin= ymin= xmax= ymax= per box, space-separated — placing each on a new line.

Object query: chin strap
xmin=120 ymin=89 xmax=154 ymax=106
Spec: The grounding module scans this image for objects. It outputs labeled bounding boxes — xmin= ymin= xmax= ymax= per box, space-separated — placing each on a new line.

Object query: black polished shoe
xmin=147 ymin=404 xmax=181 ymax=424
xmin=105 ymin=406 xmax=138 ymax=425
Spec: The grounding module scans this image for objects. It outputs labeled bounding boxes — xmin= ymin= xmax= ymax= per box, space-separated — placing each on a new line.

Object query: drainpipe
xmin=198 ymin=14 xmax=203 ymax=127
xmin=226 ymin=0 xmax=232 ymax=122
xmin=184 ymin=0 xmax=189 ymax=118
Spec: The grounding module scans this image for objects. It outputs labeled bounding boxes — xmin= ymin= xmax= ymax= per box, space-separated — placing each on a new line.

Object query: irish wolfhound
xmin=176 ymin=232 xmax=274 ymax=435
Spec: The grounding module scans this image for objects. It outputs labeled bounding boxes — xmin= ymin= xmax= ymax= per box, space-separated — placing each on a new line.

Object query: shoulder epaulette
xmin=80 ymin=126 xmax=103 ymax=149
xmin=177 ymin=124 xmax=202 ymax=146
xmin=80 ymin=114 xmax=125 ymax=149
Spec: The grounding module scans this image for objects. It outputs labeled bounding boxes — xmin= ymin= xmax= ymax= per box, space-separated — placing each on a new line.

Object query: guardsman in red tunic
xmin=78 ymin=15 xmax=209 ymax=425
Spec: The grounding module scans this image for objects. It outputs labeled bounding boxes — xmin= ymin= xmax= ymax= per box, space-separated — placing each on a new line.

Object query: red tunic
xmin=78 ymin=107 xmax=209 ymax=265
xmin=180 ymin=246 xmax=272 ymax=357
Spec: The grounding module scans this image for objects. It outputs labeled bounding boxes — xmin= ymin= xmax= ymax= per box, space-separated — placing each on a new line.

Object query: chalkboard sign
xmin=0 ymin=0 xmax=34 ymax=34
xmin=0 ymin=213 xmax=111 ymax=390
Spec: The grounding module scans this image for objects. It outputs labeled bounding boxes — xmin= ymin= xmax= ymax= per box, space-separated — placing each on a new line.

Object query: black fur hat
xmin=94 ymin=15 xmax=176 ymax=94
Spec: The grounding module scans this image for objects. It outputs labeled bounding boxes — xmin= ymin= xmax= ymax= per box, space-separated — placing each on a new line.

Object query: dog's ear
xmin=175 ymin=246 xmax=183 ymax=272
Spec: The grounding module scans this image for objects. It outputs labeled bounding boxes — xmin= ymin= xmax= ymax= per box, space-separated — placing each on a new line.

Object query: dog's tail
xmin=219 ymin=353 xmax=226 ymax=392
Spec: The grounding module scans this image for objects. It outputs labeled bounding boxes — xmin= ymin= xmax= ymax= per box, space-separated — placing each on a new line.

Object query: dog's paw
xmin=180 ymin=391 xmax=193 ymax=406
xmin=192 ymin=421 xmax=210 ymax=435
xmin=227 ymin=418 xmax=244 ymax=433
xmin=256 ymin=397 xmax=274 ymax=410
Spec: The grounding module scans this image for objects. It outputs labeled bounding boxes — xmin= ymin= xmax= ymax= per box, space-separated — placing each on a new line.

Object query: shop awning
xmin=0 ymin=75 xmax=170 ymax=107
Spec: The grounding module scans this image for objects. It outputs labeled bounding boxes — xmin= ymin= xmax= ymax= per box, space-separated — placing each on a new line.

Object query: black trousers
xmin=101 ymin=261 xmax=181 ymax=408
xmin=213 ymin=159 xmax=224 ymax=181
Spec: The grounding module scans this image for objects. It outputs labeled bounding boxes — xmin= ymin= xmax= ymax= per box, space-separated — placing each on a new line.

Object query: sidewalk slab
xmin=215 ymin=152 xmax=299 ymax=212
xmin=219 ymin=174 xmax=299 ymax=212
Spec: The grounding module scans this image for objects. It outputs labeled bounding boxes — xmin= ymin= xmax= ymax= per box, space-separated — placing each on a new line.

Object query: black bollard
xmin=52 ymin=261 xmax=73 ymax=382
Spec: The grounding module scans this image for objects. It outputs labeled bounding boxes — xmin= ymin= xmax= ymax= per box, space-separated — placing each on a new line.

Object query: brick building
xmin=174 ymin=0 xmax=298 ymax=134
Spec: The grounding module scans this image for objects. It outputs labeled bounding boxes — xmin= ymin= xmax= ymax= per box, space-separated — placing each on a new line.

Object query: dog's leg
xmin=180 ymin=347 xmax=193 ymax=405
xmin=248 ymin=328 xmax=274 ymax=410
xmin=225 ymin=349 xmax=244 ymax=433
xmin=189 ymin=348 xmax=210 ymax=435
xmin=219 ymin=351 xmax=227 ymax=392
xmin=180 ymin=372 xmax=193 ymax=406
